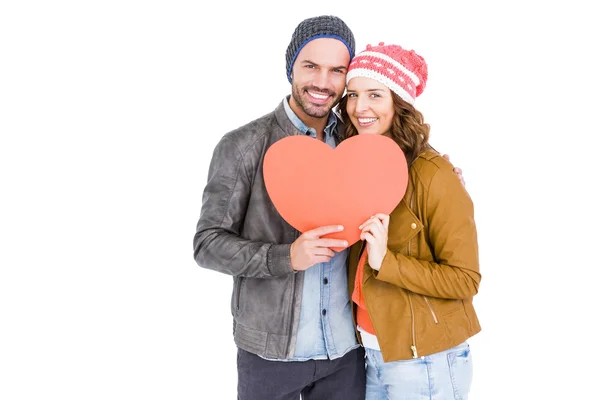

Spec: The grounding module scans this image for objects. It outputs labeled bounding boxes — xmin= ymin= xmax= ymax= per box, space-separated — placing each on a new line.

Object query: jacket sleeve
xmin=374 ymin=165 xmax=481 ymax=299
xmin=193 ymin=135 xmax=294 ymax=278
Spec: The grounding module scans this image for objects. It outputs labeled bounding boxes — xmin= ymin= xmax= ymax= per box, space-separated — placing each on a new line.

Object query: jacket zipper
xmin=408 ymin=194 xmax=418 ymax=358
xmin=423 ymin=295 xmax=438 ymax=324
xmin=406 ymin=186 xmax=438 ymax=358
xmin=236 ymin=277 xmax=244 ymax=312
xmin=285 ymin=229 xmax=301 ymax=358
xmin=408 ymin=293 xmax=418 ymax=358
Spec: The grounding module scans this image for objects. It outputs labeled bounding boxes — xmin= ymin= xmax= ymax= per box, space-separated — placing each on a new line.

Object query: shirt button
xmin=411 ymin=222 xmax=417 ymax=229
xmin=323 ymin=278 xmax=328 ymax=284
xmin=322 ymin=309 xmax=327 ymax=316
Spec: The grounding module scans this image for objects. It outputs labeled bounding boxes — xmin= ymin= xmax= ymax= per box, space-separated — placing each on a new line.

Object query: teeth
xmin=358 ymin=118 xmax=377 ymax=123
xmin=309 ymin=91 xmax=328 ymax=99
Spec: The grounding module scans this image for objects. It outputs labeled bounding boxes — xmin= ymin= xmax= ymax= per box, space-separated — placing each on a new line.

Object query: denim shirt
xmin=275 ymin=97 xmax=359 ymax=361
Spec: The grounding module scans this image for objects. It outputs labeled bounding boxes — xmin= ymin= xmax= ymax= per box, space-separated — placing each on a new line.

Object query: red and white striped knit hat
xmin=346 ymin=42 xmax=428 ymax=105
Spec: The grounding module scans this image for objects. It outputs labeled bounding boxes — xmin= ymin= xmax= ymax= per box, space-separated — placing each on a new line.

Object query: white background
xmin=1 ymin=1 xmax=599 ymax=399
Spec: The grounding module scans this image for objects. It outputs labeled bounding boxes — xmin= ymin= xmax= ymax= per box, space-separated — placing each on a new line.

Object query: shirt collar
xmin=283 ymin=96 xmax=338 ymax=140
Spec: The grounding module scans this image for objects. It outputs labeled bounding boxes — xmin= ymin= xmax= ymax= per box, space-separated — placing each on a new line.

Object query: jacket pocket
xmin=233 ymin=276 xmax=245 ymax=315
xmin=421 ymin=295 xmax=438 ymax=324
xmin=442 ymin=303 xmax=471 ymax=340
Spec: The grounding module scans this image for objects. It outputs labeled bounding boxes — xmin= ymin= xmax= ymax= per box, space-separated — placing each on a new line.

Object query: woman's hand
xmin=358 ymin=213 xmax=390 ymax=270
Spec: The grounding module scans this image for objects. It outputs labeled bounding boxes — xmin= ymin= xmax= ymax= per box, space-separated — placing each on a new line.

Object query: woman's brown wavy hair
xmin=338 ymin=91 xmax=431 ymax=166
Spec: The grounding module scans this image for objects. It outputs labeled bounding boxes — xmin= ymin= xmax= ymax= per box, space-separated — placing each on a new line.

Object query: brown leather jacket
xmin=347 ymin=149 xmax=481 ymax=362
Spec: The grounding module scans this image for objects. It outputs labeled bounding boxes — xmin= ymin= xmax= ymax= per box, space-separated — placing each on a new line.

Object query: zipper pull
xmin=411 ymin=345 xmax=418 ymax=359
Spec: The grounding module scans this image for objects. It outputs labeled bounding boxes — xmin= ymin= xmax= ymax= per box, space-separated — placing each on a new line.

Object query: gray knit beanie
xmin=285 ymin=15 xmax=355 ymax=83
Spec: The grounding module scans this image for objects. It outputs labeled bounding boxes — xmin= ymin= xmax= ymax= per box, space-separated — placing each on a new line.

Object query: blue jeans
xmin=365 ymin=342 xmax=473 ymax=400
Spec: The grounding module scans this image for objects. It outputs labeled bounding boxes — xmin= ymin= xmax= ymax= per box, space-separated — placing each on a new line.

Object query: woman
xmin=338 ymin=43 xmax=482 ymax=399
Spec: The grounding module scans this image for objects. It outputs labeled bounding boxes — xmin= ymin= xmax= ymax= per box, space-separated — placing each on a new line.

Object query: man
xmin=194 ymin=15 xmax=365 ymax=400
xmin=194 ymin=15 xmax=464 ymax=400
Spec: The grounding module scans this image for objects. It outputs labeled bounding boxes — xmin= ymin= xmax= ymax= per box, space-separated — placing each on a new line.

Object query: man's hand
xmin=442 ymin=154 xmax=465 ymax=187
xmin=290 ymin=225 xmax=348 ymax=271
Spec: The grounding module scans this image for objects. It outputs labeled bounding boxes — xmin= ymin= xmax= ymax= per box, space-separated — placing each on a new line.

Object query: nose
xmin=356 ymin=95 xmax=369 ymax=112
xmin=313 ymin=70 xmax=330 ymax=91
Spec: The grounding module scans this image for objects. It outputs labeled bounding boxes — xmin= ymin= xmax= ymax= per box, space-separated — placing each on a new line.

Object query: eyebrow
xmin=347 ymin=88 xmax=386 ymax=92
xmin=300 ymin=59 xmax=348 ymax=71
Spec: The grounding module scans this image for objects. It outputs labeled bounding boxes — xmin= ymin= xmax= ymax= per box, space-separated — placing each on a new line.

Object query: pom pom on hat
xmin=346 ymin=42 xmax=428 ymax=104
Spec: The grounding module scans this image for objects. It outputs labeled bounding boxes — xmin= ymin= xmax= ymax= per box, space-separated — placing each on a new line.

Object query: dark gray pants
xmin=237 ymin=347 xmax=366 ymax=400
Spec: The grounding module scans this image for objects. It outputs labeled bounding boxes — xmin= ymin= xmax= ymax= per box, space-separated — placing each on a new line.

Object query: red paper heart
xmin=263 ymin=134 xmax=408 ymax=251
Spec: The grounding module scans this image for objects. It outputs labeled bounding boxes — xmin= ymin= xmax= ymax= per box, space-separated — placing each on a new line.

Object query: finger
xmin=361 ymin=221 xmax=386 ymax=241
xmin=358 ymin=215 xmax=376 ymax=229
xmin=313 ymin=248 xmax=335 ymax=257
xmin=372 ymin=213 xmax=390 ymax=229
xmin=361 ymin=232 xmax=375 ymax=245
xmin=453 ymin=167 xmax=462 ymax=175
xmin=314 ymin=238 xmax=348 ymax=249
xmin=376 ymin=214 xmax=390 ymax=231
xmin=304 ymin=225 xmax=344 ymax=239
xmin=312 ymin=256 xmax=332 ymax=264
xmin=359 ymin=219 xmax=377 ymax=232
xmin=364 ymin=217 xmax=385 ymax=233
xmin=442 ymin=154 xmax=450 ymax=161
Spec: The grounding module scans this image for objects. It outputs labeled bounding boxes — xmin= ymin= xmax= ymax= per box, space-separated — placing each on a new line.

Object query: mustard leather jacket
xmin=348 ymin=149 xmax=481 ymax=362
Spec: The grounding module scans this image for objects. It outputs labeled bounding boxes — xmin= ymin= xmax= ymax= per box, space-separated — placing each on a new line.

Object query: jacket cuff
xmin=373 ymin=249 xmax=396 ymax=281
xmin=267 ymin=244 xmax=294 ymax=276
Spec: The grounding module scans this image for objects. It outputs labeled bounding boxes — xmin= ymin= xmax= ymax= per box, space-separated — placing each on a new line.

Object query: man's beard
xmin=291 ymin=84 xmax=340 ymax=118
